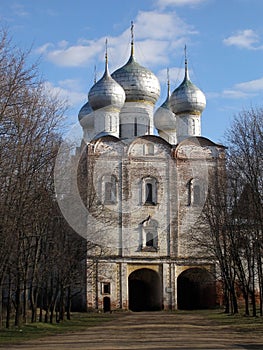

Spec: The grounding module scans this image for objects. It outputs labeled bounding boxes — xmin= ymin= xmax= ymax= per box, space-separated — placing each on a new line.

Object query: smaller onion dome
xmin=111 ymin=23 xmax=160 ymax=104
xmin=170 ymin=57 xmax=206 ymax=115
xmin=88 ymin=44 xmax=125 ymax=111
xmin=154 ymin=70 xmax=176 ymax=131
xmin=78 ymin=101 xmax=94 ymax=129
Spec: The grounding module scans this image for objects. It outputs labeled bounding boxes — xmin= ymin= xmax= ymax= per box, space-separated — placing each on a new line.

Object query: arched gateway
xmin=128 ymin=268 xmax=162 ymax=311
xmin=177 ymin=268 xmax=216 ymax=310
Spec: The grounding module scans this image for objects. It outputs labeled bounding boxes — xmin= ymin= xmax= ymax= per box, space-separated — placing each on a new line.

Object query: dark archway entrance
xmin=103 ymin=297 xmax=111 ymax=312
xmin=128 ymin=268 xmax=162 ymax=311
xmin=177 ymin=268 xmax=216 ymax=310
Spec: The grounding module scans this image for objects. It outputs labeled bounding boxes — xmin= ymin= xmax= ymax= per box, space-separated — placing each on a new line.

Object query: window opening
xmin=134 ymin=117 xmax=137 ymax=136
xmin=193 ymin=185 xmax=201 ymax=204
xmin=146 ymin=183 xmax=153 ymax=203
xmin=105 ymin=182 xmax=113 ymax=203
xmin=192 ymin=119 xmax=195 ymax=134
xmin=102 ymin=175 xmax=117 ymax=204
xmin=147 ymin=120 xmax=150 ymax=134
xmin=187 ymin=179 xmax=202 ymax=206
xmin=101 ymin=282 xmax=110 ymax=294
xmin=145 ymin=143 xmax=154 ymax=155
xmin=146 ymin=232 xmax=154 ymax=247
xmin=187 ymin=180 xmax=192 ymax=206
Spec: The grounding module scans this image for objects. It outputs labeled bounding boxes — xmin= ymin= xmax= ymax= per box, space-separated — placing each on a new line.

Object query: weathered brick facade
xmin=78 ymin=135 xmax=225 ymax=311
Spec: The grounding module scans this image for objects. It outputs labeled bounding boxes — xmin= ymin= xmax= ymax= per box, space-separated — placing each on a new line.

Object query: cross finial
xmin=105 ymin=38 xmax=108 ymax=64
xmin=184 ymin=44 xmax=189 ymax=80
xmin=94 ymin=65 xmax=97 ymax=84
xmin=131 ymin=21 xmax=134 ymax=56
xmin=167 ymin=67 xmax=170 ymax=96
xmin=131 ymin=21 xmax=134 ymax=44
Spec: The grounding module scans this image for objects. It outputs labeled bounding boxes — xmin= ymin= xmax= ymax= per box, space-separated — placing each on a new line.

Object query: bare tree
xmin=0 ymin=28 xmax=69 ymax=327
xmin=196 ymin=107 xmax=263 ymax=316
xmin=226 ymin=108 xmax=263 ymax=316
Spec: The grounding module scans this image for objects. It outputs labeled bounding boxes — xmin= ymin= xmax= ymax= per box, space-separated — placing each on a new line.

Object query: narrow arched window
xmin=109 ymin=115 xmax=112 ymax=131
xmin=146 ymin=183 xmax=153 ymax=203
xmin=192 ymin=119 xmax=195 ymax=134
xmin=105 ymin=182 xmax=113 ymax=203
xmin=142 ymin=177 xmax=157 ymax=205
xmin=144 ymin=143 xmax=154 ymax=155
xmin=134 ymin=117 xmax=137 ymax=136
xmin=141 ymin=218 xmax=158 ymax=251
xmin=146 ymin=232 xmax=154 ymax=247
xmin=193 ymin=185 xmax=201 ymax=205
xmin=101 ymin=175 xmax=117 ymax=204
xmin=147 ymin=120 xmax=150 ymax=134
xmin=187 ymin=178 xmax=202 ymax=206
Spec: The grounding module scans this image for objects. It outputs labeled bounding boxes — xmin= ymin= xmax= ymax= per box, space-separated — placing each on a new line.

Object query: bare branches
xmin=0 ymin=28 xmax=86 ymax=327
xmin=196 ymin=107 xmax=263 ymax=315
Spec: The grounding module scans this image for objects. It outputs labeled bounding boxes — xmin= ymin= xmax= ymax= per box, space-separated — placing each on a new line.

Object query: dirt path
xmin=3 ymin=311 xmax=263 ymax=349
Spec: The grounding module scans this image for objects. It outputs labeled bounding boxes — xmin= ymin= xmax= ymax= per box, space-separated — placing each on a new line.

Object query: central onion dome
xmin=170 ymin=58 xmax=206 ymax=115
xmin=88 ymin=49 xmax=125 ymax=111
xmin=111 ymin=26 xmax=160 ymax=104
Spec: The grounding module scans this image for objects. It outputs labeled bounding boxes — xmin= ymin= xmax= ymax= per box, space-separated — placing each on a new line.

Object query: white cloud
xmin=43 ymin=80 xmax=86 ymax=107
xmin=135 ymin=11 xmax=196 ymax=40
xmin=45 ymin=40 xmax=104 ymax=67
xmin=223 ymin=29 xmax=263 ymax=50
xmin=234 ymin=77 xmax=263 ymax=91
xmin=35 ymin=43 xmax=54 ymax=55
xmin=222 ymin=89 xmax=254 ymax=99
xmin=58 ymin=40 xmax=69 ymax=49
xmin=155 ymin=0 xmax=208 ymax=8
xmin=221 ymin=76 xmax=263 ymax=99
xmin=157 ymin=67 xmax=185 ymax=87
xmin=36 ymin=10 xmax=196 ymax=69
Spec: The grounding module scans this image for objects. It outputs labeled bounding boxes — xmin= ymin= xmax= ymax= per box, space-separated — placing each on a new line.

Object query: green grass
xmin=205 ymin=308 xmax=263 ymax=333
xmin=175 ymin=308 xmax=263 ymax=333
xmin=0 ymin=312 xmax=118 ymax=345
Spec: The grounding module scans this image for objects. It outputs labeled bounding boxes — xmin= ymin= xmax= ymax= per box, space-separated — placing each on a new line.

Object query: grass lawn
xmin=176 ymin=308 xmax=263 ymax=334
xmin=0 ymin=312 xmax=118 ymax=345
xmin=206 ymin=309 xmax=263 ymax=333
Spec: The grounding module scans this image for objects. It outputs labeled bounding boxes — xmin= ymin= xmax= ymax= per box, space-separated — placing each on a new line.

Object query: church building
xmin=77 ymin=27 xmax=225 ymax=311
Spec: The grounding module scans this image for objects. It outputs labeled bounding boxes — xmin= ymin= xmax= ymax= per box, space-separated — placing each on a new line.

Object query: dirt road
xmin=3 ymin=311 xmax=263 ymax=349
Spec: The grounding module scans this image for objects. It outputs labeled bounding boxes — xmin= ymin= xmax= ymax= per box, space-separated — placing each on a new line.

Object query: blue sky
xmin=1 ymin=0 xmax=263 ymax=144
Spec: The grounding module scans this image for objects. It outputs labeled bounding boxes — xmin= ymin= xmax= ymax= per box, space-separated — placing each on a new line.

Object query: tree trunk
xmin=66 ymin=286 xmax=71 ymax=320
xmin=6 ymin=273 xmax=12 ymax=329
xmin=14 ymin=276 xmax=21 ymax=327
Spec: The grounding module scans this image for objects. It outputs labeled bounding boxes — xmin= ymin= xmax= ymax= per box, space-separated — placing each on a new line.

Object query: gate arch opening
xmin=128 ymin=268 xmax=162 ymax=311
xmin=177 ymin=268 xmax=216 ymax=310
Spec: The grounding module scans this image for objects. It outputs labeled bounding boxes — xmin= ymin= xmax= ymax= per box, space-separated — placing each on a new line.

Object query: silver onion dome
xmin=78 ymin=101 xmax=94 ymax=129
xmin=170 ymin=59 xmax=206 ymax=115
xmin=154 ymin=75 xmax=176 ymax=131
xmin=111 ymin=37 xmax=160 ymax=104
xmin=88 ymin=51 xmax=125 ymax=111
